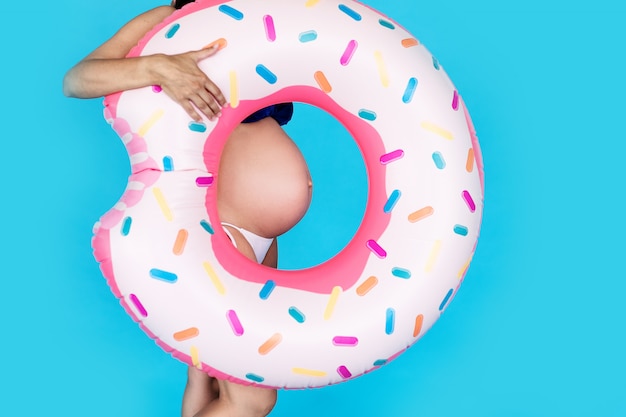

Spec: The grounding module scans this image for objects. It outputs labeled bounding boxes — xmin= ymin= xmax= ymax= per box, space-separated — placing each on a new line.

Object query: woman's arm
xmin=63 ymin=5 xmax=225 ymax=121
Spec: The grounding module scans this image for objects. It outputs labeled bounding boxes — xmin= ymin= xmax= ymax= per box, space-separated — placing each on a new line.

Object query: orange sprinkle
xmin=401 ymin=38 xmax=419 ymax=48
xmin=466 ymin=148 xmax=475 ymax=173
xmin=408 ymin=206 xmax=434 ymax=223
xmin=174 ymin=327 xmax=199 ymax=341
xmin=314 ymin=71 xmax=332 ymax=93
xmin=172 ymin=229 xmax=189 ymax=255
xmin=258 ymin=333 xmax=282 ymax=355
xmin=356 ymin=276 xmax=378 ymax=296
xmin=413 ymin=314 xmax=424 ymax=337
xmin=204 ymin=37 xmax=227 ymax=51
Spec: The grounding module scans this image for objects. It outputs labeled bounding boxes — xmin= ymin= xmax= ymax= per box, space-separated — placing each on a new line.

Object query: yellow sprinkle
xmin=190 ymin=345 xmax=201 ymax=368
xmin=292 ymin=367 xmax=327 ymax=377
xmin=425 ymin=240 xmax=442 ymax=273
xmin=421 ymin=121 xmax=454 ymax=140
xmin=305 ymin=0 xmax=320 ymax=6
xmin=457 ymin=255 xmax=473 ymax=279
xmin=138 ymin=109 xmax=164 ymax=137
xmin=152 ymin=187 xmax=173 ymax=221
xmin=229 ymin=71 xmax=239 ymax=108
xmin=323 ymin=286 xmax=342 ymax=320
xmin=374 ymin=51 xmax=389 ymax=88
xmin=203 ymin=261 xmax=226 ymax=295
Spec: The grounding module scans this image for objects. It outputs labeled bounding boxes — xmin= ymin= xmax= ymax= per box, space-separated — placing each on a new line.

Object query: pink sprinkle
xmin=452 ymin=90 xmax=459 ymax=111
xmin=152 ymin=85 xmax=162 ymax=93
xmin=333 ymin=336 xmax=359 ymax=347
xmin=462 ymin=190 xmax=476 ymax=212
xmin=340 ymin=40 xmax=358 ymax=66
xmin=337 ymin=365 xmax=352 ymax=379
xmin=195 ymin=176 xmax=214 ymax=187
xmin=129 ymin=294 xmax=147 ymax=317
xmin=263 ymin=15 xmax=276 ymax=42
xmin=226 ymin=310 xmax=244 ymax=336
xmin=380 ymin=149 xmax=404 ymax=164
xmin=366 ymin=239 xmax=387 ymax=259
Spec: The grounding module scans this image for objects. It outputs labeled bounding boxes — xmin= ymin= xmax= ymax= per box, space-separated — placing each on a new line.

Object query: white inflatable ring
xmin=94 ymin=0 xmax=484 ymax=388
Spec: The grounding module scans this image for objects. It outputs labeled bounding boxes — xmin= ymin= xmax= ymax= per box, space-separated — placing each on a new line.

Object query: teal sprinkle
xmin=378 ymin=19 xmax=395 ymax=29
xmin=373 ymin=359 xmax=388 ymax=366
xmin=288 ymin=307 xmax=306 ymax=323
xmin=165 ymin=24 xmax=180 ymax=39
xmin=439 ymin=289 xmax=454 ymax=311
xmin=121 ymin=217 xmax=132 ymax=236
xmin=163 ymin=156 xmax=174 ymax=172
xmin=358 ymin=109 xmax=377 ymax=121
xmin=259 ymin=280 xmax=276 ymax=300
xmin=338 ymin=4 xmax=362 ymax=21
xmin=402 ymin=77 xmax=418 ymax=103
xmin=245 ymin=373 xmax=265 ymax=383
xmin=392 ymin=267 xmax=411 ymax=279
xmin=432 ymin=56 xmax=440 ymax=70
xmin=256 ymin=64 xmax=277 ymax=84
xmin=298 ymin=30 xmax=318 ymax=43
xmin=385 ymin=308 xmax=395 ymax=335
xmin=454 ymin=224 xmax=469 ymax=236
xmin=432 ymin=152 xmax=446 ymax=169
xmin=219 ymin=4 xmax=244 ymax=20
xmin=384 ymin=190 xmax=401 ymax=213
xmin=149 ymin=268 xmax=178 ymax=283
xmin=200 ymin=220 xmax=214 ymax=234
xmin=188 ymin=121 xmax=207 ymax=133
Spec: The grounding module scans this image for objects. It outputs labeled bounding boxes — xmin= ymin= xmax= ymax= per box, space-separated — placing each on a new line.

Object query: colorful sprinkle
xmin=173 ymin=229 xmax=189 ymax=255
xmin=263 ymin=15 xmax=276 ymax=41
xmin=163 ymin=156 xmax=174 ymax=171
xmin=314 ymin=70 xmax=332 ymax=93
xmin=226 ymin=310 xmax=244 ymax=336
xmin=439 ymin=289 xmax=454 ymax=311
xmin=340 ymin=40 xmax=358 ymax=66
xmin=454 ymin=224 xmax=469 ymax=236
xmin=200 ymin=219 xmax=214 ymax=234
xmin=138 ymin=109 xmax=164 ymax=137
xmin=466 ymin=148 xmax=475 ymax=172
xmin=462 ymin=190 xmax=476 ymax=212
xmin=203 ymin=261 xmax=225 ymax=295
xmin=165 ymin=23 xmax=180 ymax=39
xmin=403 ymin=77 xmax=418 ymax=103
xmin=246 ymin=373 xmax=265 ymax=383
xmin=358 ymin=109 xmax=377 ymax=121
xmin=173 ymin=327 xmax=199 ymax=341
xmin=385 ymin=308 xmax=395 ymax=335
xmin=121 ymin=216 xmax=132 ymax=236
xmin=401 ymin=38 xmax=418 ymax=48
xmin=256 ymin=64 xmax=277 ymax=84
xmin=383 ymin=190 xmax=401 ymax=213
xmin=380 ymin=149 xmax=404 ymax=164
xmin=152 ymin=187 xmax=173 ymax=221
xmin=195 ymin=176 xmax=214 ymax=187
xmin=337 ymin=365 xmax=352 ymax=379
xmin=258 ymin=333 xmax=282 ymax=355
xmin=299 ymin=30 xmax=317 ymax=43
xmin=373 ymin=359 xmax=387 ymax=366
xmin=392 ymin=267 xmax=411 ymax=279
xmin=288 ymin=307 xmax=306 ymax=323
xmin=305 ymin=0 xmax=320 ymax=6
xmin=188 ymin=121 xmax=207 ymax=133
xmin=421 ymin=121 xmax=453 ymax=140
xmin=324 ymin=286 xmax=342 ymax=320
xmin=366 ymin=239 xmax=387 ymax=258
xmin=204 ymin=38 xmax=227 ymax=51
xmin=338 ymin=4 xmax=362 ymax=21
xmin=332 ymin=336 xmax=359 ymax=347
xmin=129 ymin=294 xmax=147 ymax=317
xmin=432 ymin=151 xmax=446 ymax=169
xmin=292 ymin=368 xmax=327 ymax=377
xmin=413 ymin=314 xmax=424 ymax=337
xmin=408 ymin=206 xmax=434 ymax=223
xmin=219 ymin=4 xmax=244 ymax=20
xmin=149 ymin=268 xmax=178 ymax=283
xmin=229 ymin=71 xmax=239 ymax=108
xmin=356 ymin=276 xmax=378 ymax=296
xmin=379 ymin=19 xmax=395 ymax=29
xmin=374 ymin=51 xmax=389 ymax=87
xmin=452 ymin=90 xmax=460 ymax=110
xmin=259 ymin=280 xmax=276 ymax=300
xmin=152 ymin=85 xmax=162 ymax=93
xmin=432 ymin=56 xmax=440 ymax=70
xmin=190 ymin=346 xmax=201 ymax=368
xmin=458 ymin=256 xmax=473 ymax=279
xmin=425 ymin=240 xmax=443 ymax=273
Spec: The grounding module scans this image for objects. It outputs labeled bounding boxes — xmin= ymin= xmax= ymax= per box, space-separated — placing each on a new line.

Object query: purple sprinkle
xmin=337 ymin=365 xmax=352 ymax=379
xmin=333 ymin=336 xmax=359 ymax=347
xmin=366 ymin=239 xmax=387 ymax=258
xmin=129 ymin=294 xmax=147 ymax=317
xmin=380 ymin=149 xmax=404 ymax=164
xmin=196 ymin=176 xmax=214 ymax=187
xmin=462 ymin=190 xmax=476 ymax=212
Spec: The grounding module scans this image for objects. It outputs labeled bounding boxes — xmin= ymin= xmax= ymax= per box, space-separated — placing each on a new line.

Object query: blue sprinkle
xmin=379 ymin=19 xmax=395 ymax=29
xmin=433 ymin=56 xmax=440 ymax=70
xmin=188 ymin=121 xmax=207 ymax=133
xmin=299 ymin=30 xmax=318 ymax=42
xmin=432 ymin=152 xmax=446 ymax=169
xmin=383 ymin=190 xmax=401 ymax=213
xmin=454 ymin=224 xmax=469 ymax=236
xmin=163 ymin=156 xmax=174 ymax=171
xmin=439 ymin=289 xmax=454 ymax=311
xmin=402 ymin=77 xmax=418 ymax=103
xmin=200 ymin=220 xmax=214 ymax=234
xmin=338 ymin=4 xmax=362 ymax=21
xmin=288 ymin=307 xmax=306 ymax=323
xmin=373 ymin=359 xmax=387 ymax=366
xmin=256 ymin=64 xmax=277 ymax=84
xmin=385 ymin=308 xmax=395 ymax=335
xmin=259 ymin=280 xmax=276 ymax=300
xmin=245 ymin=373 xmax=265 ymax=383
xmin=392 ymin=267 xmax=411 ymax=279
xmin=149 ymin=268 xmax=178 ymax=283
xmin=358 ymin=109 xmax=377 ymax=121
xmin=165 ymin=23 xmax=180 ymax=39
xmin=121 ymin=217 xmax=132 ymax=236
xmin=218 ymin=4 xmax=244 ymax=20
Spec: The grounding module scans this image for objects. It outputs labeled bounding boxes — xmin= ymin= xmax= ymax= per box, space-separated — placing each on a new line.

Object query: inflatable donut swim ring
xmin=93 ymin=0 xmax=484 ymax=388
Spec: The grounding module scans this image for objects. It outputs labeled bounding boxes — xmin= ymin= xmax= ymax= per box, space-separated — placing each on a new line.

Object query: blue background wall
xmin=3 ymin=0 xmax=625 ymax=415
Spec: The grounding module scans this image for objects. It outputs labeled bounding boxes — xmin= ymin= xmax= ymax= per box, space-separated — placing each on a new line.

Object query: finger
xmin=180 ymin=100 xmax=203 ymax=122
xmin=189 ymin=94 xmax=220 ymax=120
xmin=203 ymin=80 xmax=226 ymax=106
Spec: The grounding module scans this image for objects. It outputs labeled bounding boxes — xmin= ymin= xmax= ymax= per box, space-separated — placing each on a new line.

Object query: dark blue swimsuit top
xmin=241 ymin=103 xmax=294 ymax=126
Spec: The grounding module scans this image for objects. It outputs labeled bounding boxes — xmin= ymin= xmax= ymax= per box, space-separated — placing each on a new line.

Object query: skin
xmin=64 ymin=4 xmax=312 ymax=416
